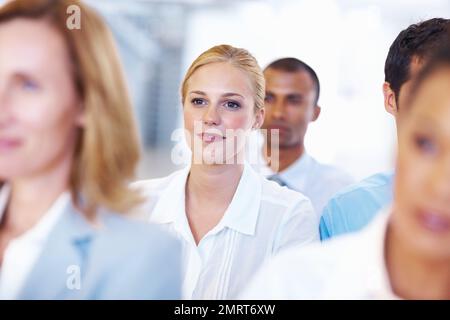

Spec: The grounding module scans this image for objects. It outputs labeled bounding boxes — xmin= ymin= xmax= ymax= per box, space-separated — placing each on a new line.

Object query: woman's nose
xmin=202 ymin=105 xmax=220 ymax=126
xmin=428 ymin=156 xmax=450 ymax=206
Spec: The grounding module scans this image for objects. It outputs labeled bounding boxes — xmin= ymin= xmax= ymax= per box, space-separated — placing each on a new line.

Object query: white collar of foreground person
xmin=242 ymin=207 xmax=400 ymax=299
xmin=0 ymin=184 xmax=70 ymax=248
xmin=0 ymin=184 xmax=94 ymax=299
xmin=149 ymin=162 xmax=263 ymax=240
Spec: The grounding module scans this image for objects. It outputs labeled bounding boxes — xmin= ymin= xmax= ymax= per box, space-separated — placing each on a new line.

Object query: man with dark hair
xmin=259 ymin=57 xmax=353 ymax=217
xmin=320 ymin=18 xmax=450 ymax=240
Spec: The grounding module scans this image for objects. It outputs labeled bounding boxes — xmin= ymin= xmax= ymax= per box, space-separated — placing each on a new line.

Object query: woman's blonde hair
xmin=0 ymin=0 xmax=142 ymax=215
xmin=181 ymin=44 xmax=265 ymax=111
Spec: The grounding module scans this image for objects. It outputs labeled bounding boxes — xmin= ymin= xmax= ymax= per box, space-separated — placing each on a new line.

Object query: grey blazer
xmin=15 ymin=201 xmax=182 ymax=300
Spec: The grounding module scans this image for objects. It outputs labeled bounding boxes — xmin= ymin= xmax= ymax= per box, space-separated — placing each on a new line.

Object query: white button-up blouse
xmin=133 ymin=163 xmax=319 ymax=299
xmin=0 ymin=185 xmax=69 ymax=299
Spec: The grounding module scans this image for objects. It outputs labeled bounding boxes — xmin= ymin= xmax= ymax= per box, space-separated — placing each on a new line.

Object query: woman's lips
xmin=198 ymin=133 xmax=225 ymax=143
xmin=0 ymin=138 xmax=22 ymax=151
xmin=417 ymin=210 xmax=450 ymax=233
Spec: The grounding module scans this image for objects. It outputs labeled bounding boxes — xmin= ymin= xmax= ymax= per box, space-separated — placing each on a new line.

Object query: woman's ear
xmin=383 ymin=82 xmax=399 ymax=117
xmin=253 ymin=108 xmax=265 ymax=129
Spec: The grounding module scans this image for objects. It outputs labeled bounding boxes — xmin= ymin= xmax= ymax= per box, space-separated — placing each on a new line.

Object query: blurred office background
xmin=3 ymin=0 xmax=449 ymax=180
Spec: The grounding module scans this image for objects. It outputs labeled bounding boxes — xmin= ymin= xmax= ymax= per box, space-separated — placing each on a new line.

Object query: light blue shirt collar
xmin=277 ymin=152 xmax=313 ymax=191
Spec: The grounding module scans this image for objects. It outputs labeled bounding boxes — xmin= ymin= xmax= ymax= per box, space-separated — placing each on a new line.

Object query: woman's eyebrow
xmin=189 ymin=91 xmax=245 ymax=99
xmin=221 ymin=92 xmax=245 ymax=99
xmin=189 ymin=90 xmax=207 ymax=96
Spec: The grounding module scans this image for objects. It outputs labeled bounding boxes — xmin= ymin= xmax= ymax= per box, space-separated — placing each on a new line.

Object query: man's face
xmin=262 ymin=68 xmax=319 ymax=149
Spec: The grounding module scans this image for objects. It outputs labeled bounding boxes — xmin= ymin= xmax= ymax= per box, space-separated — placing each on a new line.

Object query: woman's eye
xmin=224 ymin=101 xmax=241 ymax=109
xmin=415 ymin=135 xmax=437 ymax=155
xmin=21 ymin=79 xmax=39 ymax=91
xmin=191 ymin=98 xmax=206 ymax=106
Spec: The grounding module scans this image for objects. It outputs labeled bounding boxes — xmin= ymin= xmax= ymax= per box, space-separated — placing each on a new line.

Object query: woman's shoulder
xmin=99 ymin=211 xmax=180 ymax=253
xmin=131 ymin=169 xmax=185 ymax=195
xmin=82 ymin=211 xmax=182 ymax=299
xmin=129 ymin=168 xmax=188 ymax=219
xmin=246 ymin=232 xmax=369 ymax=299
xmin=260 ymin=175 xmax=312 ymax=209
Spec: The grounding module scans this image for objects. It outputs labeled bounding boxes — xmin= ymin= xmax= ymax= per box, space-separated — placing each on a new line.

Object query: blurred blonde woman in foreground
xmin=0 ymin=0 xmax=181 ymax=299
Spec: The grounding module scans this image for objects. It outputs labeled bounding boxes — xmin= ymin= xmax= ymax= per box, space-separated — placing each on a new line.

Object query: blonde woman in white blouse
xmin=133 ymin=44 xmax=319 ymax=300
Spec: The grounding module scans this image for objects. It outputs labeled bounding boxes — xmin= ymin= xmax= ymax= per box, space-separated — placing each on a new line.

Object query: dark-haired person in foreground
xmin=258 ymin=58 xmax=353 ymax=216
xmin=244 ymin=43 xmax=450 ymax=299
xmin=320 ymin=18 xmax=450 ymax=240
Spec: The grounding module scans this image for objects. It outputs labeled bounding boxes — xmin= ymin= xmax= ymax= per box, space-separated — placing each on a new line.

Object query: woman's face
xmin=393 ymin=67 xmax=450 ymax=260
xmin=0 ymin=18 xmax=83 ymax=180
xmin=183 ymin=62 xmax=263 ymax=165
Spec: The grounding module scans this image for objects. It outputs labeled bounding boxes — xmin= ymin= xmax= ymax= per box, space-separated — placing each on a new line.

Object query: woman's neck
xmin=1 ymin=158 xmax=72 ymax=238
xmin=185 ymin=162 xmax=244 ymax=245
xmin=187 ymin=162 xmax=244 ymax=202
xmin=386 ymin=223 xmax=450 ymax=299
